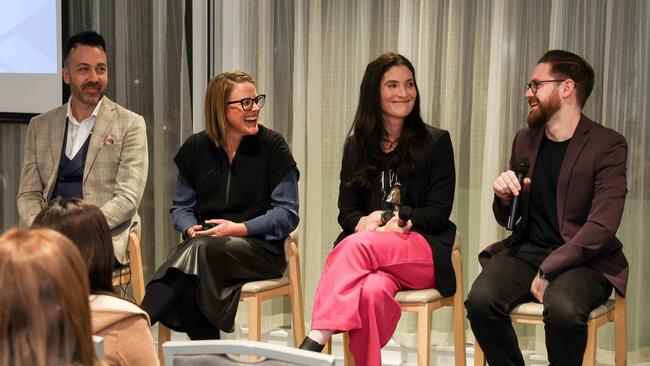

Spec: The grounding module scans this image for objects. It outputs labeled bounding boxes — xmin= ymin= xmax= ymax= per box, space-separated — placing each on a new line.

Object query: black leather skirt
xmin=148 ymin=235 xmax=286 ymax=332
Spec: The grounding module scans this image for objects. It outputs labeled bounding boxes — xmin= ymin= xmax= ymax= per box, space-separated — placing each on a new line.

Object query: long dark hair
xmin=32 ymin=199 xmax=115 ymax=294
xmin=345 ymin=52 xmax=431 ymax=189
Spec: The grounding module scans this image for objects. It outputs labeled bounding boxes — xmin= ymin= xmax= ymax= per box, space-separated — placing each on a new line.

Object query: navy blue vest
xmin=51 ymin=119 xmax=92 ymax=200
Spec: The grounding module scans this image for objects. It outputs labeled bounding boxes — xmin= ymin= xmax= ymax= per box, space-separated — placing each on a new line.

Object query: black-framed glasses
xmin=525 ymin=79 xmax=566 ymax=94
xmin=226 ymin=94 xmax=266 ymax=111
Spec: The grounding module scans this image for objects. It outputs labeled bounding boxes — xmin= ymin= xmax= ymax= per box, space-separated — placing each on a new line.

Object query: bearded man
xmin=465 ymin=50 xmax=628 ymax=366
xmin=17 ymin=31 xmax=148 ymax=265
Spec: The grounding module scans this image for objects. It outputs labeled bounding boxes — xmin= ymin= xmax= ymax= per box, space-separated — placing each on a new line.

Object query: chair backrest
xmin=283 ymin=230 xmax=299 ymax=263
xmin=163 ymin=340 xmax=335 ymax=366
xmin=92 ymin=335 xmax=104 ymax=361
xmin=452 ymin=231 xmax=463 ymax=294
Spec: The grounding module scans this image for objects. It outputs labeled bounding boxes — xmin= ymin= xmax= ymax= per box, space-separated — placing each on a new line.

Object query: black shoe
xmin=298 ymin=336 xmax=324 ymax=352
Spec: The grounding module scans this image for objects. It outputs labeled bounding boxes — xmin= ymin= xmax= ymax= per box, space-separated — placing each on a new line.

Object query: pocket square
xmin=104 ymin=135 xmax=118 ymax=145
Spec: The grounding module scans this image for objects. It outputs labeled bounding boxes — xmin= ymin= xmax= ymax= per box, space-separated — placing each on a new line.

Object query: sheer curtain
xmin=211 ymin=0 xmax=649 ymax=363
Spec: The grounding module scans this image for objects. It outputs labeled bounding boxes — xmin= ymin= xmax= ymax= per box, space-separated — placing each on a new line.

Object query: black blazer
xmin=336 ymin=125 xmax=457 ymax=296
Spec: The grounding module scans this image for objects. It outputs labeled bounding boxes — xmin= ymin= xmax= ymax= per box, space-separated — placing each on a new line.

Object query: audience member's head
xmin=32 ymin=198 xmax=115 ymax=294
xmin=0 ymin=228 xmax=95 ymax=366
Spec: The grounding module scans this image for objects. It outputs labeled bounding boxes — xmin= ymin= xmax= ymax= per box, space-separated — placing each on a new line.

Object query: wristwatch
xmin=380 ymin=209 xmax=394 ymax=225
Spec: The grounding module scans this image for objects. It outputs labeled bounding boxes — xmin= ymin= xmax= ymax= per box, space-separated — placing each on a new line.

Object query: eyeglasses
xmin=525 ymin=79 xmax=566 ymax=94
xmin=226 ymin=94 xmax=266 ymax=111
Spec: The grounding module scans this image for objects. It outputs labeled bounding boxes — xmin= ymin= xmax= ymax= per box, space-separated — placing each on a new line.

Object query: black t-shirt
xmin=526 ymin=135 xmax=571 ymax=249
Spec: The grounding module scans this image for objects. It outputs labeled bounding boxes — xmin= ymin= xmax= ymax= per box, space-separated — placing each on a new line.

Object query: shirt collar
xmin=66 ymin=97 xmax=104 ymax=125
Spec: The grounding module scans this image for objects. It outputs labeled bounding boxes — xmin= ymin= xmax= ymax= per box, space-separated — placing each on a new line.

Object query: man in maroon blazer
xmin=465 ymin=50 xmax=628 ymax=366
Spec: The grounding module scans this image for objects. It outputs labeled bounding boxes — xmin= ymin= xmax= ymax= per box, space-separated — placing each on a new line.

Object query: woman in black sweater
xmin=141 ymin=71 xmax=299 ymax=340
xmin=299 ymin=53 xmax=456 ymax=366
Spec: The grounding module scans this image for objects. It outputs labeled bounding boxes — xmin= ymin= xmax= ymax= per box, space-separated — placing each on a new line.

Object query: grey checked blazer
xmin=17 ymin=97 xmax=148 ymax=264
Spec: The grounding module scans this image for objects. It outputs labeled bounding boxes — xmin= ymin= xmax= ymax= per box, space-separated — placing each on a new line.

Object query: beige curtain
xmin=210 ymin=0 xmax=650 ymax=363
xmin=1 ymin=0 xmax=647 ymax=363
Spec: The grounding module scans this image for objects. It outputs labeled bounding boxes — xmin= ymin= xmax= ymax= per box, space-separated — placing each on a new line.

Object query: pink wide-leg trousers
xmin=311 ymin=231 xmax=435 ymax=366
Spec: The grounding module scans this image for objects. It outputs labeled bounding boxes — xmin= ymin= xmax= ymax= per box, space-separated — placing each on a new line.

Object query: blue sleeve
xmin=169 ymin=173 xmax=198 ymax=234
xmin=244 ymin=168 xmax=299 ymax=241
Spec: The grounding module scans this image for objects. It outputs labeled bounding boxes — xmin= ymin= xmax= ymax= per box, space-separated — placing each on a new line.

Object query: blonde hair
xmin=0 ymin=228 xmax=95 ymax=366
xmin=204 ymin=71 xmax=256 ymax=148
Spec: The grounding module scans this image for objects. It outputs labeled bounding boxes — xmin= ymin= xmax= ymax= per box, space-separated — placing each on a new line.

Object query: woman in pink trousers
xmin=299 ymin=52 xmax=457 ymax=366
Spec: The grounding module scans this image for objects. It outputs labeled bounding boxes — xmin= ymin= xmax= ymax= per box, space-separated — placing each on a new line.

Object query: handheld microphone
xmin=398 ymin=206 xmax=413 ymax=227
xmin=506 ymin=158 xmax=530 ymax=231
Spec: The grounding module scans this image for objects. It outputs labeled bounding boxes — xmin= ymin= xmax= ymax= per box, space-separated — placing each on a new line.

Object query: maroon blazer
xmin=480 ymin=114 xmax=629 ymax=295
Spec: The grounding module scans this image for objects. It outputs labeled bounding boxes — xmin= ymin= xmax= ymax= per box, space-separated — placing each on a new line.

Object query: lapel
xmin=47 ymin=106 xmax=68 ymax=192
xmin=556 ymin=114 xmax=591 ymax=230
xmin=520 ymin=127 xmax=545 ymax=222
xmin=83 ymin=97 xmax=115 ymax=183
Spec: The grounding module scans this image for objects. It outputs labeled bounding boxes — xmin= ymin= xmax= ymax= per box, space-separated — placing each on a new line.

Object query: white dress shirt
xmin=65 ymin=98 xmax=103 ymax=159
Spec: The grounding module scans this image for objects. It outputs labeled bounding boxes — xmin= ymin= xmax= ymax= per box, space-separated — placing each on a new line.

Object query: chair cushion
xmin=394 ymin=289 xmax=443 ymax=303
xmin=241 ymin=277 xmax=289 ymax=294
xmin=510 ymin=299 xmax=615 ymax=319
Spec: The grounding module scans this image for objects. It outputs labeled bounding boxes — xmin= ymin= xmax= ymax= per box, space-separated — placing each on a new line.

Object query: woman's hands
xmin=355 ymin=210 xmax=384 ymax=232
xmin=186 ymin=224 xmax=204 ymax=238
xmin=189 ymin=219 xmax=248 ymax=238
xmin=355 ymin=210 xmax=412 ymax=234
xmin=377 ymin=214 xmax=412 ymax=234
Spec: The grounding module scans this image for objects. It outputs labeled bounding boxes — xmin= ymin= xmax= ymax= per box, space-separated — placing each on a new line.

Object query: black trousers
xmin=465 ymin=247 xmax=612 ymax=366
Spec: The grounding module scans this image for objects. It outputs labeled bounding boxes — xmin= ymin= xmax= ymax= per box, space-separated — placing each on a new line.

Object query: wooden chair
xmin=474 ymin=291 xmax=627 ymax=366
xmin=112 ymin=232 xmax=145 ymax=303
xmin=158 ymin=231 xmax=305 ymax=365
xmin=340 ymin=231 xmax=466 ymax=366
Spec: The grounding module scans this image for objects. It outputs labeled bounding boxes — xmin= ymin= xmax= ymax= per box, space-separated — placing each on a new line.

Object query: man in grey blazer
xmin=17 ymin=31 xmax=148 ymax=265
xmin=465 ymin=50 xmax=628 ymax=366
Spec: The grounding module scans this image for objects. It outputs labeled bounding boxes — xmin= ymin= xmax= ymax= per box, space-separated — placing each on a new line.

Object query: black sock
xmin=179 ymin=285 xmax=220 ymax=340
xmin=141 ymin=270 xmax=193 ymax=325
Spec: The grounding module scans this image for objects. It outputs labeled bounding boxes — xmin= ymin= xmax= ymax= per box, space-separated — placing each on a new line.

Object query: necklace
xmin=381 ymin=136 xmax=400 ymax=153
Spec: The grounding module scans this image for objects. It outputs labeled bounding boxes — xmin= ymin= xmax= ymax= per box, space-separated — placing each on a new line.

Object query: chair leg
xmin=290 ymin=296 xmax=305 ymax=347
xmin=158 ymin=324 xmax=171 ymax=366
xmin=343 ymin=332 xmax=356 ymax=366
xmin=289 ymin=274 xmax=305 ymax=346
xmin=615 ymin=295 xmax=627 ymax=366
xmin=323 ymin=341 xmax=331 ymax=354
xmin=417 ymin=307 xmax=431 ymax=366
xmin=246 ymin=298 xmax=262 ymax=361
xmin=452 ymin=294 xmax=467 ymax=366
xmin=128 ymin=233 xmax=145 ymax=304
xmin=248 ymin=298 xmax=262 ymax=342
xmin=582 ymin=320 xmax=597 ymax=366
xmin=474 ymin=341 xmax=486 ymax=366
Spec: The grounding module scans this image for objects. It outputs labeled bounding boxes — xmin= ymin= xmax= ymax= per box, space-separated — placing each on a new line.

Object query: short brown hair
xmin=204 ymin=71 xmax=256 ymax=148
xmin=0 ymin=228 xmax=95 ymax=366
xmin=538 ymin=50 xmax=594 ymax=107
xmin=32 ymin=198 xmax=115 ymax=294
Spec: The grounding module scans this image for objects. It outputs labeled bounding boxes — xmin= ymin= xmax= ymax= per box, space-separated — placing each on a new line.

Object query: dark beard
xmin=527 ymin=107 xmax=547 ymax=128
xmin=527 ymin=94 xmax=561 ymax=128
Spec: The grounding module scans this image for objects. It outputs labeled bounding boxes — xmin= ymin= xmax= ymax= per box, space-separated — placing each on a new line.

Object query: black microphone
xmin=506 ymin=158 xmax=530 ymax=231
xmin=398 ymin=206 xmax=412 ymax=227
